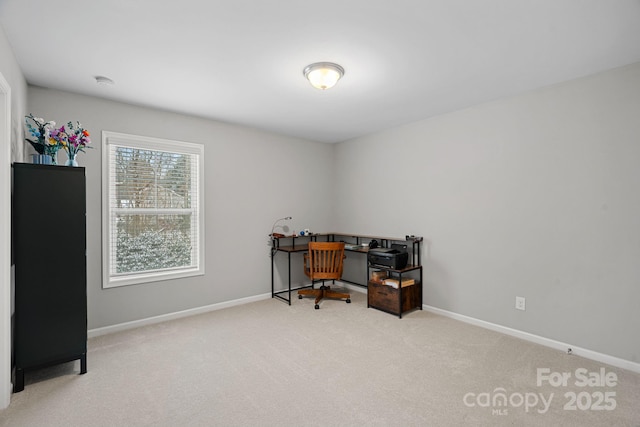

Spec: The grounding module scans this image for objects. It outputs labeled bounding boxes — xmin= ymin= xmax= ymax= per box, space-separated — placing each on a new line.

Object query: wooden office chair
xmin=298 ymin=242 xmax=351 ymax=309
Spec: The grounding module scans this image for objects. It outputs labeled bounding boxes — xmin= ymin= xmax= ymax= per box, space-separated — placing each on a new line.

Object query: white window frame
xmin=102 ymin=131 xmax=205 ymax=288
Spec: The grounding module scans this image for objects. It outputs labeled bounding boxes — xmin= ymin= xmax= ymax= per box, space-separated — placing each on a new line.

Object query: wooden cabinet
xmin=368 ymin=277 xmax=421 ymax=317
xmin=367 ymin=265 xmax=422 ymax=318
xmin=12 ymin=163 xmax=87 ymax=392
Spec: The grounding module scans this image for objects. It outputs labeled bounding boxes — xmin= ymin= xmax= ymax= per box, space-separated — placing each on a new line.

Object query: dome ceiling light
xmin=303 ymin=62 xmax=344 ymax=90
xmin=95 ymin=75 xmax=115 ymax=86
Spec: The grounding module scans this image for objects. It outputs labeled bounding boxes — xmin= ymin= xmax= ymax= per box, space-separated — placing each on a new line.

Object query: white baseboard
xmin=423 ymin=304 xmax=640 ymax=374
xmin=88 ymin=293 xmax=272 ymax=338
xmin=89 ymin=285 xmax=362 ymax=338
xmin=87 ymin=288 xmax=639 ymax=375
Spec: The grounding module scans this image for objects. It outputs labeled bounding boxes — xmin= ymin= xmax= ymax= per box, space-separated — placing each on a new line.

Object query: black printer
xmin=367 ymin=244 xmax=409 ymax=270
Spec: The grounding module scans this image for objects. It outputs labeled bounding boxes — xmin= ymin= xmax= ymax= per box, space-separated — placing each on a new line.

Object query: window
xmin=102 ymin=131 xmax=204 ymax=288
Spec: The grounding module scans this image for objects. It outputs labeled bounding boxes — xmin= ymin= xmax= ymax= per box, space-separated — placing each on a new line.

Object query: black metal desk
xmin=270 ymin=233 xmax=422 ymax=305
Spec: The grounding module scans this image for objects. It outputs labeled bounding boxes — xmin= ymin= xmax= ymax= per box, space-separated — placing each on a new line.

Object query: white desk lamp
xmin=271 ymin=216 xmax=292 ymax=237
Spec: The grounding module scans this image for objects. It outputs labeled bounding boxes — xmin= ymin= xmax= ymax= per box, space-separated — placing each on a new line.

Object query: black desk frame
xmin=270 ymin=233 xmax=422 ymax=305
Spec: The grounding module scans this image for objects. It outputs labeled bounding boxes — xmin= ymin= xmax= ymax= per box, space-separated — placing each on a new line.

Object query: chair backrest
xmin=305 ymin=242 xmax=345 ymax=281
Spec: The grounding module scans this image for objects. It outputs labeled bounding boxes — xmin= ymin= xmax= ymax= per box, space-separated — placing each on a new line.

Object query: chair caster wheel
xmin=298 ymin=295 xmax=302 ymax=299
xmin=346 ymin=299 xmax=351 ymax=303
xmin=315 ymin=304 xmax=320 ymax=309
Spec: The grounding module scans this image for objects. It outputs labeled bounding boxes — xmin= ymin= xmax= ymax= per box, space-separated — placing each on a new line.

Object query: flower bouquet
xmin=25 ymin=114 xmax=65 ymax=164
xmin=50 ymin=121 xmax=92 ymax=166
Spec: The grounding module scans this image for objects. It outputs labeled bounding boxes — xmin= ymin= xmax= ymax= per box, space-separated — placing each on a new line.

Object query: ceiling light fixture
xmin=303 ymin=62 xmax=344 ymax=90
xmin=95 ymin=75 xmax=115 ymax=86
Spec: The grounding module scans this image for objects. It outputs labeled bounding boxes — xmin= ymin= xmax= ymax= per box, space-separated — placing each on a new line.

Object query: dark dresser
xmin=12 ymin=163 xmax=87 ymax=392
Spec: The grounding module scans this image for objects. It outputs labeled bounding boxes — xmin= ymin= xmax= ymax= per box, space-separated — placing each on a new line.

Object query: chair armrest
xmin=304 ymin=253 xmax=310 ymax=276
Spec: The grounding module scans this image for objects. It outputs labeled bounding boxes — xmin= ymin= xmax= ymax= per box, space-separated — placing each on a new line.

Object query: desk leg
xmin=419 ymin=267 xmax=423 ymax=310
xmin=398 ymin=272 xmax=403 ymax=319
xmin=271 ymin=250 xmax=275 ymax=299
xmin=365 ymin=264 xmax=369 ymax=291
xmin=287 ymin=252 xmax=292 ymax=305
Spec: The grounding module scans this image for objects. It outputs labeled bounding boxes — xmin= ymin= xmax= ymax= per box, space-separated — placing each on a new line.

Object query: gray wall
xmin=334 ymin=62 xmax=640 ymax=363
xmin=0 ymin=24 xmax=27 ymax=162
xmin=28 ymin=86 xmax=335 ymax=329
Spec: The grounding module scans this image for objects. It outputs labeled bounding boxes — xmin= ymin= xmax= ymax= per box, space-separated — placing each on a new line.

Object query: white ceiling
xmin=2 ymin=0 xmax=640 ymax=143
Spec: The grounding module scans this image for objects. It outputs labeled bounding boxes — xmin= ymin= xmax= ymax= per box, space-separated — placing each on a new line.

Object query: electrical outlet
xmin=515 ymin=296 xmax=526 ymax=311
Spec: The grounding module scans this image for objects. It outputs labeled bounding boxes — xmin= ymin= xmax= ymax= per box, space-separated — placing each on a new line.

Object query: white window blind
xmin=102 ymin=131 xmax=204 ymax=288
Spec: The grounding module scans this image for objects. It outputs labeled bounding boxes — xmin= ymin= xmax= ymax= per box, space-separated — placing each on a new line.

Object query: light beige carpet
xmin=1 ymin=288 xmax=639 ymax=426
